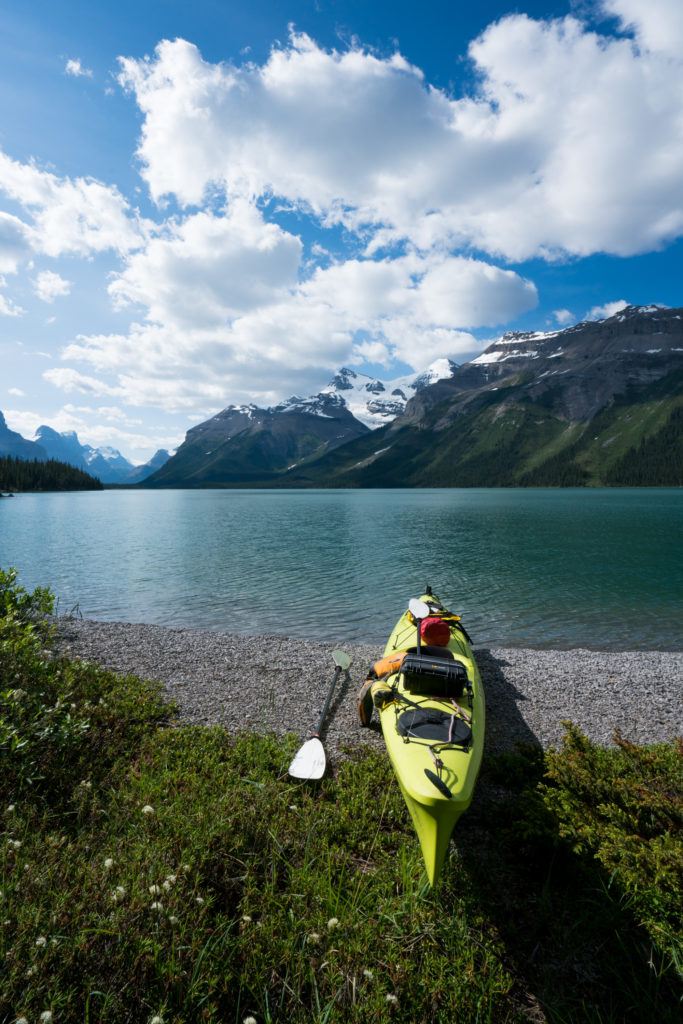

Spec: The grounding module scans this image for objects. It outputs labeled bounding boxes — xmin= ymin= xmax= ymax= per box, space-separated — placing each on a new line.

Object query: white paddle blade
xmin=332 ymin=649 xmax=351 ymax=672
xmin=409 ymin=598 xmax=430 ymax=620
xmin=288 ymin=738 xmax=326 ymax=780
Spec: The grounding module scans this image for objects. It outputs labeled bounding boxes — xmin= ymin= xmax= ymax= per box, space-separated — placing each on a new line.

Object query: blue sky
xmin=1 ymin=0 xmax=682 ymax=460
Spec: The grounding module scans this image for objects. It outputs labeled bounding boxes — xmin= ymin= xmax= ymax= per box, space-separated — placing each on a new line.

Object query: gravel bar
xmin=55 ymin=619 xmax=683 ymax=757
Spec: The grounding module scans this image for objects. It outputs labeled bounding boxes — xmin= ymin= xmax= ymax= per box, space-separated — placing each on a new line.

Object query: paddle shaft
xmin=311 ymin=665 xmax=342 ymax=738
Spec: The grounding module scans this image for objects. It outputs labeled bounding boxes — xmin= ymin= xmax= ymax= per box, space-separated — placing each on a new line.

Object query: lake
xmin=1 ymin=488 xmax=681 ymax=649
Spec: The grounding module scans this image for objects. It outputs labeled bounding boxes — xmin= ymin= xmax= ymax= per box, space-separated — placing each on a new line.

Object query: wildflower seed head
xmin=241 ymin=914 xmax=252 ymax=923
xmin=141 ymin=805 xmax=155 ymax=816
xmin=150 ymin=901 xmax=163 ymax=911
xmin=243 ymin=1016 xmax=257 ymax=1024
xmin=7 ymin=805 xmax=15 ymax=812
xmin=363 ymin=969 xmax=374 ymax=979
xmin=35 ymin=935 xmax=47 ymax=947
xmin=181 ymin=863 xmax=191 ymax=873
xmin=308 ymin=932 xmax=321 ymax=943
xmin=111 ymin=886 xmax=126 ymax=902
xmin=39 ymin=1013 xmax=53 ymax=1023
xmin=165 ymin=874 xmax=176 ymax=884
xmin=195 ymin=896 xmax=204 ymax=904
xmin=150 ymin=1017 xmax=164 ymax=1024
xmin=15 ymin=1017 xmax=29 ymax=1024
xmin=149 ymin=884 xmax=161 ymax=895
xmin=168 ymin=915 xmax=179 ymax=924
xmin=162 ymin=880 xmax=171 ymax=891
xmin=104 ymin=858 xmax=114 ymax=870
xmin=327 ymin=917 xmax=339 ymax=930
xmin=385 ymin=993 xmax=398 ymax=1004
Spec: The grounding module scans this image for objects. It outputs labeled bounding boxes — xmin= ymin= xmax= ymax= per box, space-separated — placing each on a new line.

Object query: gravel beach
xmin=55 ymin=618 xmax=683 ymax=757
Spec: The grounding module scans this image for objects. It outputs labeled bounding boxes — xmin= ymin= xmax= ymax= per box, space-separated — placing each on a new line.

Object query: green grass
xmin=2 ymin=569 xmax=682 ymax=1023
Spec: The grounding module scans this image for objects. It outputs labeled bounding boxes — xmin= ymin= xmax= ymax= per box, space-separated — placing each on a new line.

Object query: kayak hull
xmin=377 ymin=594 xmax=485 ymax=885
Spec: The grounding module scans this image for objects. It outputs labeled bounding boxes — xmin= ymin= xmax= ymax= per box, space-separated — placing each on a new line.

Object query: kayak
xmin=364 ymin=591 xmax=485 ymax=886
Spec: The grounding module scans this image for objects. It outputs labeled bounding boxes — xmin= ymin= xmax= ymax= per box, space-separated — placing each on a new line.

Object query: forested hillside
xmin=0 ymin=457 xmax=103 ymax=492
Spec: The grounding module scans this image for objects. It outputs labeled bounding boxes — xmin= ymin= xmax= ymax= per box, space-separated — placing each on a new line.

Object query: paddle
xmin=288 ymin=649 xmax=352 ymax=780
xmin=408 ymin=598 xmax=430 ymax=654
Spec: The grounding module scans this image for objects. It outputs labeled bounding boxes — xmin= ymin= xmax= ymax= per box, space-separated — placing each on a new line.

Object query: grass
xmin=1 ymin=569 xmax=682 ymax=1023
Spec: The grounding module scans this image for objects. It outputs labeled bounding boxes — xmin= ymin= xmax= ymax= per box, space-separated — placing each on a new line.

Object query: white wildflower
xmin=168 ymin=916 xmax=179 ymax=925
xmin=288 ymin=805 xmax=298 ymax=811
xmin=104 ymin=858 xmax=114 ymax=870
xmin=195 ymin=896 xmax=204 ymax=904
xmin=243 ymin=1016 xmax=257 ymax=1024
xmin=11 ymin=689 xmax=26 ymax=701
xmin=385 ymin=993 xmax=398 ymax=1004
xmin=7 ymin=804 xmax=15 ymax=812
xmin=363 ymin=969 xmax=374 ymax=979
xmin=164 ymin=873 xmax=176 ymax=885
xmin=141 ymin=805 xmax=155 ymax=816
xmin=150 ymin=901 xmax=163 ymax=911
xmin=148 ymin=884 xmax=161 ymax=895
xmin=8 ymin=840 xmax=21 ymax=849
xmin=308 ymin=932 xmax=321 ymax=943
xmin=241 ymin=914 xmax=252 ymax=923
xmin=35 ymin=935 xmax=47 ymax=947
xmin=150 ymin=1017 xmax=163 ymax=1024
xmin=15 ymin=1017 xmax=29 ymax=1024
xmin=39 ymin=1013 xmax=53 ymax=1022
xmin=79 ymin=780 xmax=92 ymax=790
xmin=327 ymin=917 xmax=339 ymax=931
xmin=111 ymin=886 xmax=126 ymax=902
xmin=181 ymin=863 xmax=191 ymax=873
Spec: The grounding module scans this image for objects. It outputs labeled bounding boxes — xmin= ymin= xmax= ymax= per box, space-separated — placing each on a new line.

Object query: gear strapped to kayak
xmin=361 ymin=588 xmax=485 ymax=886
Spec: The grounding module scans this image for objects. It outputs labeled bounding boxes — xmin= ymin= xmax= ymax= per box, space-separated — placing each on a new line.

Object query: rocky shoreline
xmin=55 ymin=618 xmax=683 ymax=758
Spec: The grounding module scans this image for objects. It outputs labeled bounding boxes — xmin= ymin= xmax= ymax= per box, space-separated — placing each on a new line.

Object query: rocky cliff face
xmin=0 ymin=412 xmax=47 ymax=460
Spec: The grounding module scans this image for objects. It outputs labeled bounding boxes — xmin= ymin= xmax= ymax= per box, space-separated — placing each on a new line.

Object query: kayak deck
xmin=377 ymin=594 xmax=485 ymax=885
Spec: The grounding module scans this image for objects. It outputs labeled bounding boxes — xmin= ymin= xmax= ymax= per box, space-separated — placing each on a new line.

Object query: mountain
xmin=145 ymin=359 xmax=459 ymax=487
xmin=126 ymin=449 xmax=171 ymax=483
xmin=1 ymin=418 xmax=166 ymax=484
xmin=146 ymin=393 xmax=369 ymax=486
xmin=0 ymin=412 xmax=47 ymax=460
xmin=321 ymin=358 xmax=459 ymax=427
xmin=281 ymin=305 xmax=683 ymax=487
xmin=34 ymin=426 xmax=169 ymax=484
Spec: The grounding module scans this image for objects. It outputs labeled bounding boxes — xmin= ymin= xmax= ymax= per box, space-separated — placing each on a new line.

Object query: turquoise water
xmin=0 ymin=488 xmax=681 ymax=649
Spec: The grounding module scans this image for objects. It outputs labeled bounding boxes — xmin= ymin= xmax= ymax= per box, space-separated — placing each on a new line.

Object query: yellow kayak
xmin=369 ymin=591 xmax=485 ymax=886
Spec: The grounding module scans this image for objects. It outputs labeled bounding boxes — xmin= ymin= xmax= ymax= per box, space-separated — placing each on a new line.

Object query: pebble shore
xmin=55 ymin=618 xmax=683 ymax=757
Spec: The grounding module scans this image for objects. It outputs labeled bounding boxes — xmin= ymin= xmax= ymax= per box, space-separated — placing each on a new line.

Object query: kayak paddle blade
xmin=332 ymin=649 xmax=351 ymax=672
xmin=288 ymin=737 xmax=326 ymax=780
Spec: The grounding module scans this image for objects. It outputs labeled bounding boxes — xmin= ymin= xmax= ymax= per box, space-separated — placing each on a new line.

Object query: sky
xmin=1 ymin=0 xmax=682 ymax=462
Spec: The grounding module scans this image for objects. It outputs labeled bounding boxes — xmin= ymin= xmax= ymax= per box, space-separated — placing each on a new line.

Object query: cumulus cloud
xmin=58 ymin=219 xmax=536 ymax=410
xmin=8 ymin=387 xmax=25 ymax=397
xmin=586 ymin=299 xmax=629 ymax=320
xmin=603 ymin=0 xmax=683 ymax=57
xmin=0 ymin=150 xmax=145 ymax=259
xmin=553 ymin=309 xmax=575 ymax=325
xmin=118 ymin=21 xmax=683 ymax=261
xmin=33 ymin=270 xmax=72 ymax=303
xmin=0 ymin=211 xmax=33 ymax=273
xmin=65 ymin=58 xmax=93 ymax=78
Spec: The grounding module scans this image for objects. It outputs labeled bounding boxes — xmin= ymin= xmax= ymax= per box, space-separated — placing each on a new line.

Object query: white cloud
xmin=0 ymin=150 xmax=145 ymax=258
xmin=65 ymin=59 xmax=93 ymax=79
xmin=8 ymin=387 xmax=25 ymax=396
xmin=586 ymin=299 xmax=629 ymax=320
xmin=0 ymin=276 xmax=25 ymax=316
xmin=0 ymin=211 xmax=32 ymax=273
xmin=603 ymin=0 xmax=683 ymax=57
xmin=42 ymin=367 xmax=124 ymax=397
xmin=59 ymin=222 xmax=536 ymax=410
xmin=118 ymin=22 xmax=683 ymax=260
xmin=33 ymin=270 xmax=72 ymax=303
xmin=553 ymin=309 xmax=574 ymax=325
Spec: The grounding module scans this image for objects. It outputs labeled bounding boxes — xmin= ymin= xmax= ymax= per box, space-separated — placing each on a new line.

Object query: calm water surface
xmin=1 ymin=488 xmax=681 ymax=649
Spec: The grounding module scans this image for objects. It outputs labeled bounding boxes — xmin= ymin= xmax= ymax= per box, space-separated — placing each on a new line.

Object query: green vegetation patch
xmin=0 ymin=456 xmax=102 ymax=492
xmin=1 ymin=571 xmax=681 ymax=1023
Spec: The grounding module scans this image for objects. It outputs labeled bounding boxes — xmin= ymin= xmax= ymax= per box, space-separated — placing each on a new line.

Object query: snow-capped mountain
xmin=31 ymin=425 xmax=168 ymax=484
xmin=318 ymin=358 xmax=459 ymax=427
